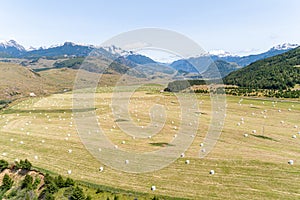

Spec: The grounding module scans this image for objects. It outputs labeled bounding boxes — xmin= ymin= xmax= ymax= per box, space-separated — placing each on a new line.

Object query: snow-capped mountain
xmin=27 ymin=46 xmax=38 ymax=51
xmin=0 ymin=40 xmax=299 ymax=69
xmin=269 ymin=43 xmax=299 ymax=51
xmin=208 ymin=50 xmax=233 ymax=57
xmin=102 ymin=45 xmax=132 ymax=57
xmin=208 ymin=43 xmax=299 ymax=66
xmin=0 ymin=40 xmax=26 ymax=57
xmin=0 ymin=40 xmax=26 ymax=51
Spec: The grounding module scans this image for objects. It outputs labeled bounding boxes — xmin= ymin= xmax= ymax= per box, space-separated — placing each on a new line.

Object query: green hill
xmin=224 ymin=47 xmax=300 ymax=89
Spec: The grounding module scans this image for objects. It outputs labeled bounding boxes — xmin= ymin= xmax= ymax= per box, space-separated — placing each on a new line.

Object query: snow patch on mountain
xmin=270 ymin=43 xmax=299 ymax=51
xmin=208 ymin=50 xmax=233 ymax=57
xmin=102 ymin=45 xmax=132 ymax=56
xmin=0 ymin=40 xmax=26 ymax=51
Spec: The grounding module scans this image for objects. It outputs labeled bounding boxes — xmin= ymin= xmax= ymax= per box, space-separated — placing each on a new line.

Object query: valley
xmin=0 ymin=86 xmax=299 ymax=199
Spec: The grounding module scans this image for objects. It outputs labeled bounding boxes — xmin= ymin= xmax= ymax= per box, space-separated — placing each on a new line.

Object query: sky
xmin=1 ymin=0 xmax=300 ymax=56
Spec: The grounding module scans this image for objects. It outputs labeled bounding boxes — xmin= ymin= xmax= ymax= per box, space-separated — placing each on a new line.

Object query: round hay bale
xmin=209 ymin=170 xmax=215 ymax=175
xmin=151 ymin=186 xmax=156 ymax=191
xmin=185 ymin=160 xmax=190 ymax=164
xmin=288 ymin=160 xmax=294 ymax=165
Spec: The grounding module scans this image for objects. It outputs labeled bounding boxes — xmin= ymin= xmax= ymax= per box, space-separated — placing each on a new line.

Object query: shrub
xmin=39 ymin=190 xmax=55 ymax=200
xmin=0 ymin=160 xmax=8 ymax=172
xmin=44 ymin=181 xmax=58 ymax=194
xmin=114 ymin=195 xmax=119 ymax=200
xmin=7 ymin=189 xmax=17 ymax=198
xmin=1 ymin=174 xmax=14 ymax=190
xmin=32 ymin=177 xmax=41 ymax=190
xmin=86 ymin=195 xmax=92 ymax=200
xmin=21 ymin=175 xmax=33 ymax=190
xmin=15 ymin=159 xmax=32 ymax=170
xmin=44 ymin=173 xmax=54 ymax=185
xmin=70 ymin=186 xmax=86 ymax=200
xmin=95 ymin=188 xmax=103 ymax=194
xmin=65 ymin=177 xmax=75 ymax=187
xmin=55 ymin=175 xmax=65 ymax=188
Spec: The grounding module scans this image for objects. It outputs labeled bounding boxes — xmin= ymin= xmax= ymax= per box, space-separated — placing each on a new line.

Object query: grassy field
xmin=0 ymin=86 xmax=300 ymax=199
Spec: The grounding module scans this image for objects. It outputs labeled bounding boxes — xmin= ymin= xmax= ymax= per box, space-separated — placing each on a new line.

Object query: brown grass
xmin=0 ymin=85 xmax=300 ymax=199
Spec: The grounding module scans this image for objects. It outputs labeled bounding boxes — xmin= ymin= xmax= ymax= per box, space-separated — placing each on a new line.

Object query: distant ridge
xmin=224 ymin=46 xmax=300 ymax=89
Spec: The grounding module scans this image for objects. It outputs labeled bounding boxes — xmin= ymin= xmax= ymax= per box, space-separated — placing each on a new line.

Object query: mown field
xmin=0 ymin=86 xmax=300 ymax=199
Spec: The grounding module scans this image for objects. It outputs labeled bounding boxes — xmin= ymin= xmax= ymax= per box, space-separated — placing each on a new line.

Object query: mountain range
xmin=0 ymin=40 xmax=299 ymax=101
xmin=224 ymin=46 xmax=300 ymax=90
xmin=210 ymin=43 xmax=299 ymax=66
xmin=0 ymin=40 xmax=299 ymax=78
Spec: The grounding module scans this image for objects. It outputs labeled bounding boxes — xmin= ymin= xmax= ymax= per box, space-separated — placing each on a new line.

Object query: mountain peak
xmin=0 ymin=39 xmax=26 ymax=51
xmin=63 ymin=42 xmax=77 ymax=46
xmin=102 ymin=45 xmax=131 ymax=56
xmin=270 ymin=43 xmax=299 ymax=51
xmin=208 ymin=50 xmax=233 ymax=57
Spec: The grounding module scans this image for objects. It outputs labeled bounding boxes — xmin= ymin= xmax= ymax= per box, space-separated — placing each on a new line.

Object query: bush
xmin=21 ymin=175 xmax=33 ymax=190
xmin=44 ymin=181 xmax=58 ymax=194
xmin=44 ymin=192 xmax=55 ymax=200
xmin=65 ymin=177 xmax=75 ymax=187
xmin=1 ymin=174 xmax=14 ymax=190
xmin=95 ymin=188 xmax=103 ymax=194
xmin=152 ymin=197 xmax=160 ymax=200
xmin=15 ymin=159 xmax=32 ymax=170
xmin=32 ymin=177 xmax=41 ymax=190
xmin=86 ymin=195 xmax=92 ymax=200
xmin=54 ymin=175 xmax=65 ymax=188
xmin=113 ymin=195 xmax=119 ymax=200
xmin=70 ymin=186 xmax=86 ymax=200
xmin=39 ymin=190 xmax=55 ymax=200
xmin=44 ymin=173 xmax=54 ymax=185
xmin=0 ymin=160 xmax=8 ymax=172
xmin=7 ymin=189 xmax=17 ymax=198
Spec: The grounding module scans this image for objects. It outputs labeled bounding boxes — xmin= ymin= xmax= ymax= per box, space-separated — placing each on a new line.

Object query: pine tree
xmin=21 ymin=175 xmax=33 ymax=190
xmin=1 ymin=174 xmax=13 ymax=190
xmin=70 ymin=186 xmax=86 ymax=200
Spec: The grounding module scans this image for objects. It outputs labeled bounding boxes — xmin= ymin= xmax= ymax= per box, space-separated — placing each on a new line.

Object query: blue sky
xmin=1 ymin=0 xmax=300 ymax=55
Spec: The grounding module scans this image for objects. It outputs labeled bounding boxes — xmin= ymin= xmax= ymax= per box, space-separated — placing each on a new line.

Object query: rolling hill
xmin=0 ymin=62 xmax=121 ymax=102
xmin=224 ymin=47 xmax=300 ymax=89
xmin=0 ymin=62 xmax=46 ymax=100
